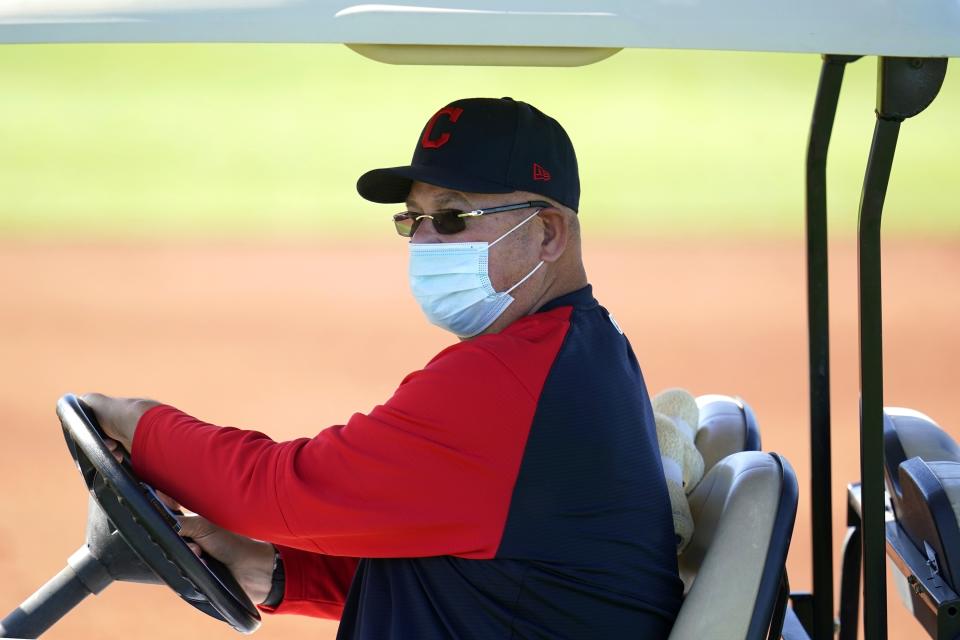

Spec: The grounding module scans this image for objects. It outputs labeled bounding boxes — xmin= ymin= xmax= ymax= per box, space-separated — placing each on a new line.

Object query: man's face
xmin=405 ymin=181 xmax=544 ymax=294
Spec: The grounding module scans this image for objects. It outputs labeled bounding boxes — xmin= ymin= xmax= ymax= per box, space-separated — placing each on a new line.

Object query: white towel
xmin=653 ymin=389 xmax=705 ymax=553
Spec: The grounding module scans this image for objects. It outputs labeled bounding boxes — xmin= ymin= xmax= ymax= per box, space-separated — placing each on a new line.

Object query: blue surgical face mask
xmin=409 ymin=209 xmax=545 ymax=338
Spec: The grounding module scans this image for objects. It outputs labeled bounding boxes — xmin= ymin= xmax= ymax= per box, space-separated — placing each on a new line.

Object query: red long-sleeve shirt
xmin=131 ymin=286 xmax=682 ymax=638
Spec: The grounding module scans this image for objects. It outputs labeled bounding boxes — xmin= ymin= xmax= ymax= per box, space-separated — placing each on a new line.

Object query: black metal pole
xmin=857 ymin=55 xmax=947 ymax=640
xmin=805 ymin=53 xmax=858 ymax=640
xmin=0 ymin=546 xmax=113 ymax=638
xmin=858 ymin=114 xmax=899 ymax=640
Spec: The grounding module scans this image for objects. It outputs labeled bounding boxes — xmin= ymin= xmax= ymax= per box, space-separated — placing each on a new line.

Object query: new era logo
xmin=532 ymin=163 xmax=551 ymax=181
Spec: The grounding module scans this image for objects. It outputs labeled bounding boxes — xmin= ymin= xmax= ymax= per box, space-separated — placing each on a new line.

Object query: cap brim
xmin=357 ymin=165 xmax=515 ymax=204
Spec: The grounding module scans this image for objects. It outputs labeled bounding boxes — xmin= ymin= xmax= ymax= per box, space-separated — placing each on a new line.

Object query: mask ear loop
xmin=489 ymin=208 xmax=542 ymax=248
xmin=505 ymin=260 xmax=545 ymax=295
xmin=492 ymin=208 xmax=546 ymax=296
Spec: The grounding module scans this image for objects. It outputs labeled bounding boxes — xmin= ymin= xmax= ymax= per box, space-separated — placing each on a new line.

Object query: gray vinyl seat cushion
xmin=669 ymin=451 xmax=798 ymax=640
xmin=926 ymin=461 xmax=960 ymax=537
xmin=895 ymin=458 xmax=960 ymax=594
xmin=695 ymin=394 xmax=762 ymax=474
xmin=884 ymin=407 xmax=960 ymax=521
xmin=886 ymin=407 xmax=960 ymax=465
xmin=883 ymin=407 xmax=960 ymax=596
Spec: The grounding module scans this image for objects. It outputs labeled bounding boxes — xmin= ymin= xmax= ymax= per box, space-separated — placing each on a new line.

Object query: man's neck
xmin=527 ymin=268 xmax=588 ymax=317
xmin=466 ymin=264 xmax=588 ymax=340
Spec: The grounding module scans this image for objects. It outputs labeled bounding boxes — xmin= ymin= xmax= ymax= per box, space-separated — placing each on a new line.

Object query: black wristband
xmin=261 ymin=548 xmax=285 ymax=608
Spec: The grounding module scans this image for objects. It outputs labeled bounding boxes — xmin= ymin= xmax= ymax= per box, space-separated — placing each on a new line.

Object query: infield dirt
xmin=1 ymin=238 xmax=958 ymax=639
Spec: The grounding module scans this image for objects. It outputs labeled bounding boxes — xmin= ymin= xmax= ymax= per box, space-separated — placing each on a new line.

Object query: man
xmin=84 ymin=97 xmax=683 ymax=638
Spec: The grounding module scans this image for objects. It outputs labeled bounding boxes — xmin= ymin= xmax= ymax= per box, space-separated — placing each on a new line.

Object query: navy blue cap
xmin=357 ymin=97 xmax=580 ymax=212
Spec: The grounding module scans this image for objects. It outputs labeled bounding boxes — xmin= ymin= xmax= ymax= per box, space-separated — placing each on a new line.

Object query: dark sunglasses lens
xmin=433 ymin=212 xmax=466 ymax=235
xmin=394 ymin=214 xmax=416 ymax=237
xmin=395 ymin=211 xmax=467 ymax=237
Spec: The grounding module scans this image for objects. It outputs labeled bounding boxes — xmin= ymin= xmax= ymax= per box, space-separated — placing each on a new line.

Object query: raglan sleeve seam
xmin=469 ymin=343 xmax=537 ymax=401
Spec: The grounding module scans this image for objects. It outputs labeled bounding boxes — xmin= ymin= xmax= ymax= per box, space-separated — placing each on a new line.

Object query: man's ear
xmin=537 ymin=208 xmax=569 ymax=263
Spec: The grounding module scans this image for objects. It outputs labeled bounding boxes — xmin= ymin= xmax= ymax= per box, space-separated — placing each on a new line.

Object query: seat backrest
xmin=694 ymin=395 xmax=762 ymax=474
xmin=669 ymin=451 xmax=798 ymax=640
xmin=896 ymin=457 xmax=960 ymax=592
xmin=883 ymin=407 xmax=960 ymax=520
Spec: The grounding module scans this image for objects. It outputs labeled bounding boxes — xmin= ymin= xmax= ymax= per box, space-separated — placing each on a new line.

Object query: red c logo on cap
xmin=421 ymin=106 xmax=464 ymax=149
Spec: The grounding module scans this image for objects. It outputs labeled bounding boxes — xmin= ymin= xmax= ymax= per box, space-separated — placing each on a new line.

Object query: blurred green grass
xmin=0 ymin=44 xmax=957 ymax=239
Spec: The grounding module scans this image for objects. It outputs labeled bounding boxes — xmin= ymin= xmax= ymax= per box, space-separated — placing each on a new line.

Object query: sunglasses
xmin=393 ymin=200 xmax=551 ymax=237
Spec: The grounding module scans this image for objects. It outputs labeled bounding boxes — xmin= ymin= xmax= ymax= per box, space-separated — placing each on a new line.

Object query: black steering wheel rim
xmin=58 ymin=393 xmax=261 ymax=633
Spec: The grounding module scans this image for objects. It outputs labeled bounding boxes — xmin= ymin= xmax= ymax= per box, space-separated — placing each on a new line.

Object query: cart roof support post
xmin=805 ymin=53 xmax=860 ymax=640
xmin=857 ymin=56 xmax=947 ymax=640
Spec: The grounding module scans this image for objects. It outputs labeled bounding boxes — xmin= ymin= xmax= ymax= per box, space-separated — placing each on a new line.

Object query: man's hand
xmin=79 ymin=393 xmax=160 ymax=453
xmin=78 ymin=396 xmax=276 ymax=604
xmin=178 ymin=515 xmax=277 ymax=605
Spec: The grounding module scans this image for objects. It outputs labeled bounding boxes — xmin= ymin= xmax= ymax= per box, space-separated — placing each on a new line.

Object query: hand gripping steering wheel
xmin=0 ymin=394 xmax=261 ymax=638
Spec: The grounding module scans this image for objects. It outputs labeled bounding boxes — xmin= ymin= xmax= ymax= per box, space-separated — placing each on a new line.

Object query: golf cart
xmin=1 ymin=2 xmax=958 ymax=639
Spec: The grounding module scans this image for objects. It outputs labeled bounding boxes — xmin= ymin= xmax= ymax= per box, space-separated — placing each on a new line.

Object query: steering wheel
xmin=55 ymin=393 xmax=261 ymax=633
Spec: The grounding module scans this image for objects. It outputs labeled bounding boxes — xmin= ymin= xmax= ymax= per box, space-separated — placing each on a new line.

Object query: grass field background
xmin=1 ymin=44 xmax=958 ymax=239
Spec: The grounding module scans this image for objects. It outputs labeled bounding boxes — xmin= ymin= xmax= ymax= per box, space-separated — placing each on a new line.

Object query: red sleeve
xmin=257 ymin=546 xmax=359 ymax=620
xmin=130 ymin=338 xmax=561 ymax=559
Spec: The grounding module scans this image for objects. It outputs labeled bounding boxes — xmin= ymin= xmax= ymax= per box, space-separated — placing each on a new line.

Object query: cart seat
xmin=669 ymin=451 xmax=798 ymax=640
xmin=695 ymin=395 xmax=762 ymax=473
xmin=894 ymin=457 xmax=960 ymax=593
xmin=882 ymin=406 xmax=960 ymax=595
xmin=883 ymin=407 xmax=960 ymax=521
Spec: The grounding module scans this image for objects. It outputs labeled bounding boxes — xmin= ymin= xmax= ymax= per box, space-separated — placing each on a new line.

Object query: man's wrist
xmin=260 ymin=546 xmax=285 ymax=607
xmin=125 ymin=399 xmax=160 ymax=450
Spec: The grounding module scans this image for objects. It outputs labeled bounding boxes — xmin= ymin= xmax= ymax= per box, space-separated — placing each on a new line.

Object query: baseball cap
xmin=357 ymin=97 xmax=580 ymax=212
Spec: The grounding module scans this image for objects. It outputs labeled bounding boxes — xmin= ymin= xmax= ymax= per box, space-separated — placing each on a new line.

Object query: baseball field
xmin=2 ymin=44 xmax=959 ymax=639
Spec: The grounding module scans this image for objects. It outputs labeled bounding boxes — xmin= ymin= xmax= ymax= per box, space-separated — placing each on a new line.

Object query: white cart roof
xmin=1 ymin=0 xmax=958 ymax=58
